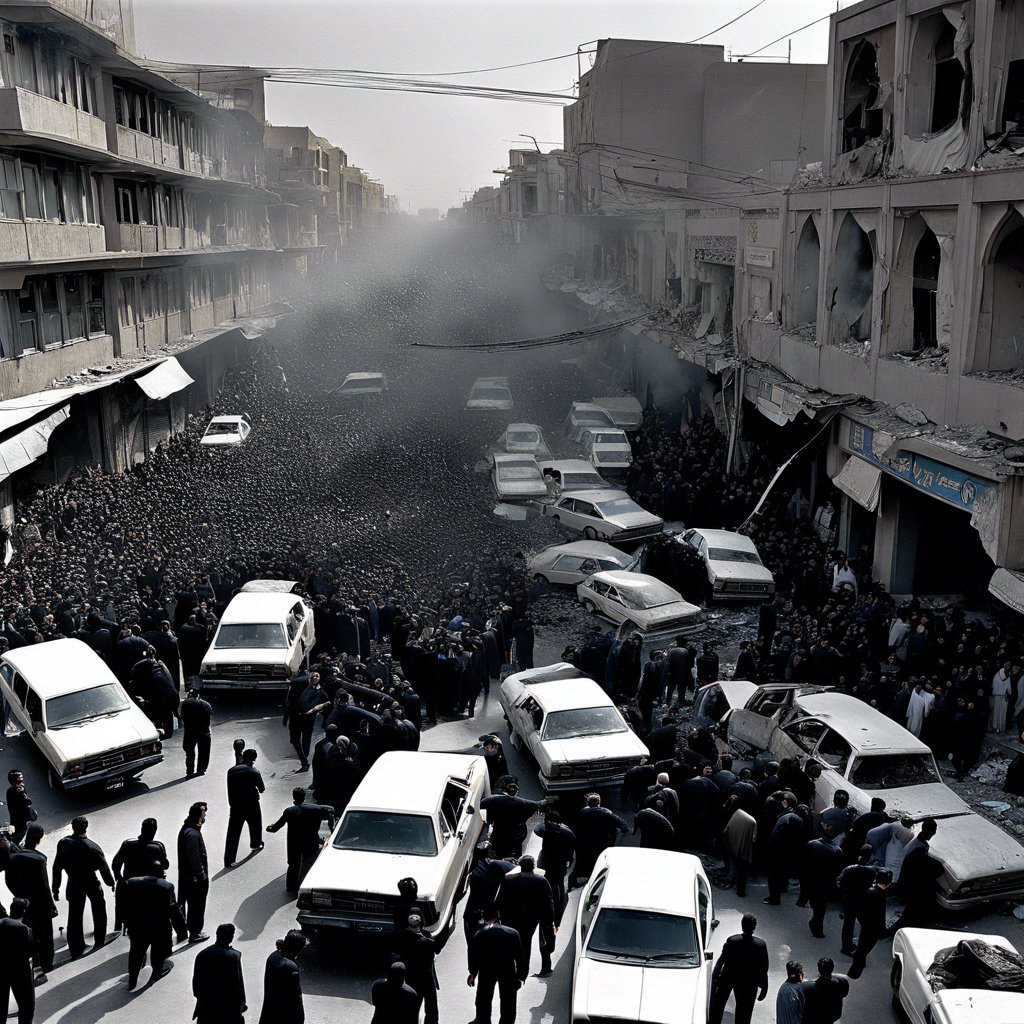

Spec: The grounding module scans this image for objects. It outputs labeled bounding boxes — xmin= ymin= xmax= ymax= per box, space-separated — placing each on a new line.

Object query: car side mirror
xmin=31 ymin=719 xmax=44 ymax=733
xmin=705 ymin=951 xmax=714 ymax=961
xmin=466 ymin=805 xmax=475 ymax=815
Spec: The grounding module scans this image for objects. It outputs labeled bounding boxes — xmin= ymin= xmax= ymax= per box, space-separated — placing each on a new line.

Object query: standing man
xmin=111 ymin=818 xmax=168 ymax=934
xmin=0 ymin=898 xmax=34 ymax=1024
xmin=480 ymin=781 xmax=546 ymax=858
xmin=5 ymin=770 xmax=34 ymax=846
xmin=533 ymin=811 xmax=575 ymax=922
xmin=180 ymin=688 xmax=213 ymax=778
xmin=51 ymin=815 xmax=115 ymax=959
xmin=5 ymin=825 xmax=56 ymax=979
xmin=124 ymin=863 xmax=185 ymax=990
xmin=776 ymin=961 xmax=805 ymax=1024
xmin=295 ymin=674 xmax=331 ymax=770
xmin=391 ymin=912 xmax=438 ymax=1024
xmin=708 ymin=913 xmax=769 ymax=1024
xmin=800 ymin=957 xmax=850 ymax=1024
xmin=635 ymin=650 xmax=664 ymax=735
xmin=893 ymin=818 xmax=943 ymax=930
xmin=467 ymin=906 xmax=524 ymax=1024
xmin=803 ymin=825 xmax=844 ymax=939
xmin=224 ymin=748 xmax=265 ymax=868
xmin=177 ymin=802 xmax=210 ymax=944
xmin=370 ymin=962 xmax=419 ymax=1024
xmin=496 ymin=855 xmax=556 ymax=979
xmin=837 ymin=845 xmax=878 ymax=955
xmin=265 ymin=788 xmax=335 ymax=893
xmin=848 ymin=869 xmax=892 ymax=979
xmin=258 ymin=930 xmax=306 ymax=1024
xmin=765 ymin=792 xmax=804 ymax=905
xmin=573 ymin=794 xmax=628 ymax=885
xmin=192 ymin=923 xmax=246 ymax=1024
xmin=664 ymin=636 xmax=694 ymax=707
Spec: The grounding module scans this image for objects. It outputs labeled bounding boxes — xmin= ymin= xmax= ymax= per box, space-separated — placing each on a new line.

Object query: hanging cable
xmin=411 ymin=313 xmax=651 ymax=351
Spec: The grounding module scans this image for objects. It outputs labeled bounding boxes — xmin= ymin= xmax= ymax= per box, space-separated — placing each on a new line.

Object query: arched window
xmin=842 ymin=40 xmax=882 ymax=153
xmin=912 ymin=229 xmax=940 ymax=349
xmin=793 ymin=218 xmax=821 ymax=325
xmin=832 ymin=215 xmax=874 ymax=343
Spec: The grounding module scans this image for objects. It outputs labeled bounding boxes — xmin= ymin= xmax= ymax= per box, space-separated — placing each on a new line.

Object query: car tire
xmin=551 ymin=514 xmax=560 ymax=522
xmin=890 ymin=959 xmax=903 ymax=1014
xmin=583 ymin=526 xmax=598 ymax=539
xmin=582 ymin=600 xmax=597 ymax=614
xmin=47 ymin=768 xmax=62 ymax=791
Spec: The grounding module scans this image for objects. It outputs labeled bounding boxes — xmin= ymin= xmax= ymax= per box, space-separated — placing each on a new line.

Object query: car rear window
xmin=473 ymin=388 xmax=511 ymax=401
xmin=708 ymin=547 xmax=762 ymax=565
xmin=507 ymin=430 xmax=539 ymax=444
xmin=333 ymin=811 xmax=437 ymax=856
xmin=206 ymin=422 xmax=239 ymax=436
xmin=541 ymin=706 xmax=627 ymax=739
xmin=848 ymin=753 xmax=939 ymax=789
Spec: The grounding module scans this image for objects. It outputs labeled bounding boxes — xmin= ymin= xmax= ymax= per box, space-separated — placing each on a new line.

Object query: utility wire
xmin=687 ymin=0 xmax=771 ymax=43
xmin=745 ymin=11 xmax=832 ymax=57
xmin=412 ymin=314 xmax=650 ymax=351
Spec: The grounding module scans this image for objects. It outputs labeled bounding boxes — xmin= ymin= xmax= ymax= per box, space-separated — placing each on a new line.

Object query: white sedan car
xmin=466 ymin=377 xmax=513 ymax=410
xmin=528 ymin=540 xmax=638 ymax=585
xmin=577 ymin=570 xmax=703 ymax=639
xmin=538 ymin=459 xmax=610 ymax=496
xmin=546 ymin=489 xmax=663 ymax=543
xmin=499 ymin=664 xmax=648 ymax=791
xmin=492 ymin=453 xmax=547 ymax=501
xmin=891 ymin=928 xmax=1024 ymax=1024
xmin=200 ymin=414 xmax=251 ymax=446
xmin=678 ymin=529 xmax=775 ymax=601
xmin=497 ymin=422 xmax=550 ymax=458
xmin=573 ymin=847 xmax=715 ymax=1024
xmin=331 ymin=372 xmax=388 ymax=396
xmin=588 ymin=429 xmax=633 ymax=475
xmin=566 ymin=402 xmax=617 ymax=442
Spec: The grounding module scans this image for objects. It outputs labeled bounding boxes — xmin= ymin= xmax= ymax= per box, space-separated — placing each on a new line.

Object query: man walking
xmin=192 ymin=923 xmax=246 ymax=1024
xmin=178 ymin=802 xmax=210 ymax=944
xmin=708 ymin=913 xmax=769 ymax=1024
xmin=533 ymin=811 xmax=575 ymax=922
xmin=573 ymin=793 xmax=628 ymax=885
xmin=776 ymin=961 xmax=805 ymax=1024
xmin=800 ymin=957 xmax=850 ymax=1024
xmin=837 ymin=844 xmax=877 ymax=955
xmin=0 ymin=898 xmax=35 ymax=1024
xmin=258 ymin=930 xmax=306 ymax=1024
xmin=370 ymin=962 xmax=419 ymax=1024
xmin=111 ymin=818 xmax=168 ymax=934
xmin=391 ymin=912 xmax=439 ymax=1024
xmin=5 ymin=825 xmax=56 ymax=978
xmin=893 ymin=818 xmax=942 ymax=930
xmin=224 ymin=748 xmax=265 ymax=867
xmin=124 ymin=863 xmax=186 ymax=990
xmin=467 ymin=907 xmax=524 ymax=1024
xmin=265 ymin=788 xmax=335 ymax=893
xmin=5 ymin=770 xmax=34 ymax=846
xmin=803 ymin=825 xmax=844 ymax=938
xmin=497 ymin=855 xmax=556 ymax=978
xmin=180 ymin=688 xmax=213 ymax=778
xmin=51 ymin=815 xmax=115 ymax=958
xmin=480 ymin=781 xmax=546 ymax=858
xmin=848 ymin=869 xmax=892 ymax=978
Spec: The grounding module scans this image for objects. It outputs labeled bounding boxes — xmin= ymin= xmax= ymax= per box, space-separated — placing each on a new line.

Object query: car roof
xmin=689 ymin=529 xmax=757 ymax=551
xmin=590 ymin=571 xmax=667 ymax=588
xmin=208 ymin=415 xmax=246 ymax=425
xmin=493 ymin=453 xmax=539 ymax=465
xmin=505 ymin=422 xmax=541 ymax=433
xmin=557 ymin=488 xmax=630 ymax=501
xmin=538 ymin=541 xmax=629 ymax=559
xmin=3 ymin=638 xmax=118 ymax=696
xmin=472 ymin=376 xmax=510 ymax=387
xmin=348 ymin=751 xmax=484 ymax=813
xmin=522 ymin=678 xmax=615 ymax=713
xmin=541 ymin=459 xmax=603 ymax=474
xmin=240 ymin=579 xmax=300 ymax=593
xmin=220 ymin=591 xmax=303 ymax=623
xmin=569 ymin=402 xmax=609 ymax=414
xmin=793 ymin=692 xmax=932 ymax=754
xmin=597 ymin=848 xmax=704 ymax=915
xmin=343 ymin=372 xmax=384 ymax=381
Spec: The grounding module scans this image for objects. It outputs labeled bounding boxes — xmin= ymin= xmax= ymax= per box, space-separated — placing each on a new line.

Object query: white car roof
xmin=536 ymin=541 xmax=631 ymax=560
xmin=208 ymin=415 xmax=247 ymax=426
xmin=348 ymin=751 xmax=483 ymax=814
xmin=591 ymin=570 xmax=675 ymax=591
xmin=793 ymin=692 xmax=932 ymax=754
xmin=240 ymin=579 xmax=300 ymax=593
xmin=542 ymin=459 xmax=604 ymax=474
xmin=493 ymin=453 xmax=540 ymax=466
xmin=505 ymin=422 xmax=541 ymax=433
xmin=343 ymin=372 xmax=385 ymax=382
xmin=220 ymin=591 xmax=302 ymax=624
xmin=689 ymin=529 xmax=758 ymax=552
xmin=596 ymin=848 xmax=705 ymax=916
xmin=3 ymin=638 xmax=118 ymax=697
xmin=557 ymin=488 xmax=630 ymax=502
xmin=521 ymin=678 xmax=616 ymax=714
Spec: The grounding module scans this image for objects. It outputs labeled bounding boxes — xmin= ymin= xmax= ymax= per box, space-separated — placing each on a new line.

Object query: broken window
xmin=1002 ymin=60 xmax=1024 ymax=135
xmin=793 ymin=217 xmax=820 ymax=326
xmin=912 ymin=229 xmax=940 ymax=349
xmin=831 ymin=214 xmax=874 ymax=343
xmin=906 ymin=12 xmax=972 ymax=139
xmin=842 ymin=39 xmax=883 ymax=153
xmin=984 ymin=216 xmax=1024 ymax=371
xmin=932 ymin=21 xmax=966 ymax=132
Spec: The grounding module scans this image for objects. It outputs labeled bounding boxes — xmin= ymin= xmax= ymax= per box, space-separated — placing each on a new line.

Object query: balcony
xmin=115 ymin=125 xmax=181 ymax=172
xmin=0 ymin=88 xmax=107 ymax=153
xmin=0 ymin=220 xmax=106 ymax=264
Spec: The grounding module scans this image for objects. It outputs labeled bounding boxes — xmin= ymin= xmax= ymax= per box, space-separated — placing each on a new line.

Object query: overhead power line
xmin=687 ymin=0 xmax=771 ymax=43
xmin=411 ymin=314 xmax=650 ymax=351
xmin=745 ymin=11 xmax=832 ymax=57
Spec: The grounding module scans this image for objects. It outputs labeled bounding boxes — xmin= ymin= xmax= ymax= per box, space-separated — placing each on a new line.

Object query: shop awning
xmin=134 ymin=357 xmax=194 ymax=401
xmin=833 ymin=455 xmax=882 ymax=511
xmin=0 ymin=405 xmax=69 ymax=483
xmin=989 ymin=568 xmax=1024 ymax=616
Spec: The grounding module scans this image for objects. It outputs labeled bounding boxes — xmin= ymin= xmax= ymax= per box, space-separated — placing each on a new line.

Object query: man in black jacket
xmin=635 ymin=651 xmax=664 ymax=734
xmin=467 ymin=907 xmax=524 ymax=1024
xmin=463 ymin=849 xmax=516 ymax=944
xmin=111 ymin=818 xmax=169 ymax=933
xmin=180 ymin=689 xmax=213 ymax=778
xmin=265 ymin=788 xmax=335 ymax=893
xmin=708 ymin=913 xmax=769 ymax=1024
xmin=837 ymin=845 xmax=877 ymax=955
xmin=258 ymin=930 xmax=306 ymax=1024
xmin=573 ymin=794 xmax=628 ymax=885
xmin=533 ymin=811 xmax=575 ymax=922
xmin=51 ymin=815 xmax=115 ymax=958
xmin=178 ymin=802 xmax=210 ymax=943
xmin=5 ymin=825 xmax=56 ymax=977
xmin=496 ymin=855 xmax=555 ymax=979
xmin=391 ymin=912 xmax=438 ymax=1024
xmin=802 ymin=826 xmax=844 ymax=938
xmin=848 ymin=870 xmax=891 ymax=978
xmin=5 ymin=770 xmax=33 ymax=846
xmin=664 ymin=637 xmax=694 ymax=706
xmin=124 ymin=864 xmax=186 ymax=990
xmin=192 ymin=922 xmax=246 ymax=1024
xmin=480 ymin=782 xmax=546 ymax=858
xmin=800 ymin=956 xmax=850 ymax=1024
xmin=0 ymin=898 xmax=34 ymax=1024
xmin=370 ymin=961 xmax=419 ymax=1024
xmin=224 ymin=749 xmax=266 ymax=867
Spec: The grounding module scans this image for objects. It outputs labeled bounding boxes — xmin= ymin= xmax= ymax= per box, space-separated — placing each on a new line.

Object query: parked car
xmin=590 ymin=394 xmax=644 ymax=431
xmin=200 ymin=581 xmax=315 ymax=690
xmin=678 ymin=529 xmax=775 ymax=601
xmin=466 ymin=377 xmax=513 ymax=410
xmin=497 ymin=422 xmax=550 ymax=458
xmin=545 ymin=488 xmax=663 ymax=543
xmin=538 ymin=459 xmax=610 ymax=496
xmin=331 ymin=372 xmax=388 ymax=396
xmin=572 ymin=847 xmax=715 ymax=1024
xmin=727 ymin=688 xmax=1024 ymax=908
xmin=587 ymin=428 xmax=633 ymax=475
xmin=491 ymin=453 xmax=547 ymax=500
xmin=577 ymin=570 xmax=702 ymax=639
xmin=499 ymin=664 xmax=648 ymax=790
xmin=891 ymin=928 xmax=1024 ymax=1024
xmin=0 ymin=638 xmax=162 ymax=790
xmin=566 ymin=402 xmax=617 ymax=442
xmin=200 ymin=414 xmax=251 ymax=446
xmin=691 ymin=680 xmax=760 ymax=731
xmin=528 ymin=540 xmax=639 ymax=585
xmin=297 ymin=751 xmax=489 ymax=938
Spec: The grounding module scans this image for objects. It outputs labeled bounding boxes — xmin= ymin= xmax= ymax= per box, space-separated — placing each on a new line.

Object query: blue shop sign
xmin=848 ymin=423 xmax=991 ymax=512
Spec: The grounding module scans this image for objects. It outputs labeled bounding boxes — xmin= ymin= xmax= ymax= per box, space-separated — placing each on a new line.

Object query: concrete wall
xmin=0 ymin=89 xmax=107 ymax=151
xmin=0 ymin=221 xmax=105 ymax=262
xmin=0 ymin=333 xmax=114 ymax=400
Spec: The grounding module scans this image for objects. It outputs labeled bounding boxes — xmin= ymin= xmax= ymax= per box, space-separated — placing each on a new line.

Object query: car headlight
xmin=311 ymin=891 xmax=332 ymax=907
xmin=297 ymin=892 xmax=312 ymax=909
xmin=713 ymin=579 xmax=725 ymax=589
xmin=65 ymin=763 xmax=84 ymax=777
xmin=554 ymin=763 xmax=574 ymax=778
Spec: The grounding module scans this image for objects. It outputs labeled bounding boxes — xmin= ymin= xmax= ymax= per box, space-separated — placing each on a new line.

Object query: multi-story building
xmin=463 ymin=185 xmax=501 ymax=228
xmin=495 ymin=148 xmax=567 ymax=244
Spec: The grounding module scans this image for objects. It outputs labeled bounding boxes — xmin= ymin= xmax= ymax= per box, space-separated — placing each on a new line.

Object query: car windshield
xmin=575 ymin=411 xmax=612 ymax=425
xmin=473 ymin=388 xmax=511 ymax=401
xmin=587 ymin=908 xmax=701 ymax=965
xmin=848 ymin=753 xmax=940 ymax=789
xmin=215 ymin=623 xmax=288 ymax=649
xmin=46 ymin=683 xmax=130 ymax=729
xmin=596 ymin=498 xmax=644 ymax=517
xmin=619 ymin=582 xmax=682 ymax=609
xmin=332 ymin=811 xmax=437 ymax=856
xmin=708 ymin=547 xmax=762 ymax=565
xmin=507 ymin=430 xmax=539 ymax=444
xmin=206 ymin=422 xmax=240 ymax=436
xmin=565 ymin=474 xmax=604 ymax=488
xmin=541 ymin=706 xmax=627 ymax=739
xmin=497 ymin=465 xmax=541 ymax=480
xmin=591 ymin=431 xmax=626 ymax=444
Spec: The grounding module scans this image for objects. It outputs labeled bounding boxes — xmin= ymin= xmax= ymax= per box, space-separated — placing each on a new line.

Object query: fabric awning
xmin=833 ymin=455 xmax=882 ymax=511
xmin=989 ymin=568 xmax=1024 ymax=616
xmin=135 ymin=357 xmax=194 ymax=401
xmin=0 ymin=405 xmax=69 ymax=484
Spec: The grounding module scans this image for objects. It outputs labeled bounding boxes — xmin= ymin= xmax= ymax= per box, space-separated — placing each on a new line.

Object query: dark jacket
xmin=5 ymin=848 xmax=56 ymax=915
xmin=124 ymin=874 xmax=183 ymax=941
xmin=52 ymin=834 xmax=114 ymax=890
xmin=177 ymin=823 xmax=208 ymax=882
xmin=497 ymin=869 xmax=554 ymax=929
xmin=370 ymin=976 xmax=419 ymax=1024
xmin=800 ymin=974 xmax=850 ymax=1024
xmin=226 ymin=763 xmax=265 ymax=807
xmin=112 ymin=837 xmax=169 ymax=881
xmin=468 ymin=922 xmax=524 ymax=979
xmin=0 ymin=917 xmax=34 ymax=976
xmin=713 ymin=932 xmax=769 ymax=993
xmin=258 ymin=949 xmax=303 ymax=1024
xmin=533 ymin=821 xmax=575 ymax=872
xmin=266 ymin=803 xmax=334 ymax=860
xmin=180 ymin=696 xmax=213 ymax=737
xmin=192 ymin=942 xmax=246 ymax=1021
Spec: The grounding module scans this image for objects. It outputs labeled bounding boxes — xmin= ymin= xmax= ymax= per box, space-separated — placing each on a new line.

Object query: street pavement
xmin=7 ymin=674 xmax=1024 ymax=1024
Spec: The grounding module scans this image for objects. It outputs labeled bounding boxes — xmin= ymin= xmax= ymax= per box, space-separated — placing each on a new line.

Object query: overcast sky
xmin=133 ymin=1 xmax=848 ymax=213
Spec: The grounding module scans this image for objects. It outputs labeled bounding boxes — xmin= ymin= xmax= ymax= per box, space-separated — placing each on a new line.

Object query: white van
xmin=0 ymin=638 xmax=162 ymax=790
xmin=199 ymin=580 xmax=314 ymax=690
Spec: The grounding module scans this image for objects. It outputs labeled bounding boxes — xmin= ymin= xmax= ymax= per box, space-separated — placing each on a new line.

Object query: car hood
xmin=860 ymin=783 xmax=969 ymax=820
xmin=48 ymin=707 xmax=159 ymax=760
xmin=495 ymin=479 xmax=548 ymax=498
xmin=542 ymin=732 xmax=648 ymax=763
xmin=593 ymin=447 xmax=632 ymax=467
xmin=199 ymin=435 xmax=242 ymax=446
xmin=202 ymin=647 xmax=291 ymax=667
xmin=605 ymin=510 xmax=663 ymax=529
xmin=467 ymin=399 xmax=513 ymax=410
xmin=707 ymin=560 xmax=774 ymax=583
xmin=574 ymin=957 xmax=703 ymax=1024
xmin=634 ymin=600 xmax=702 ymax=625
xmin=505 ymin=442 xmax=551 ymax=457
xmin=301 ymin=846 xmax=446 ymax=901
xmin=929 ymin=812 xmax=1024 ymax=884
xmin=929 ymin=989 xmax=1024 ymax=1024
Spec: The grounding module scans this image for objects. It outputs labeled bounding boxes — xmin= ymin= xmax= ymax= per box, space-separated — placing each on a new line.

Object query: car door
xmin=696 ymin=875 xmax=714 ymax=1004
xmin=554 ymin=497 xmax=582 ymax=530
xmin=437 ymin=780 xmax=471 ymax=919
xmin=577 ymin=869 xmax=607 ymax=951
xmin=811 ymin=728 xmax=854 ymax=812
xmin=598 ymin=585 xmax=626 ymax=623
xmin=3 ymin=668 xmax=30 ymax=732
xmin=729 ymin=687 xmax=798 ymax=751
xmin=520 ymin=696 xmax=545 ymax=762
xmin=550 ymin=554 xmax=585 ymax=584
xmin=775 ymin=716 xmax=828 ymax=771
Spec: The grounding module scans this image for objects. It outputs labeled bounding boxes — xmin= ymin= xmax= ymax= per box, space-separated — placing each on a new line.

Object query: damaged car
xmin=545 ymin=488 xmax=663 ymax=544
xmin=565 ymin=402 xmax=617 ymax=442
xmin=497 ymin=422 xmax=550 ymax=459
xmin=577 ymin=570 xmax=702 ymax=639
xmin=491 ymin=453 xmax=547 ymax=501
xmin=466 ymin=377 xmax=513 ymax=411
xmin=528 ymin=540 xmax=638 ymax=585
xmin=678 ymin=529 xmax=775 ymax=601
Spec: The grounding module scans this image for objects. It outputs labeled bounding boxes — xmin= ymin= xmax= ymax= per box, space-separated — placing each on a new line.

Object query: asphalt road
xmin=6 ymin=674 xmax=1024 ymax=1024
